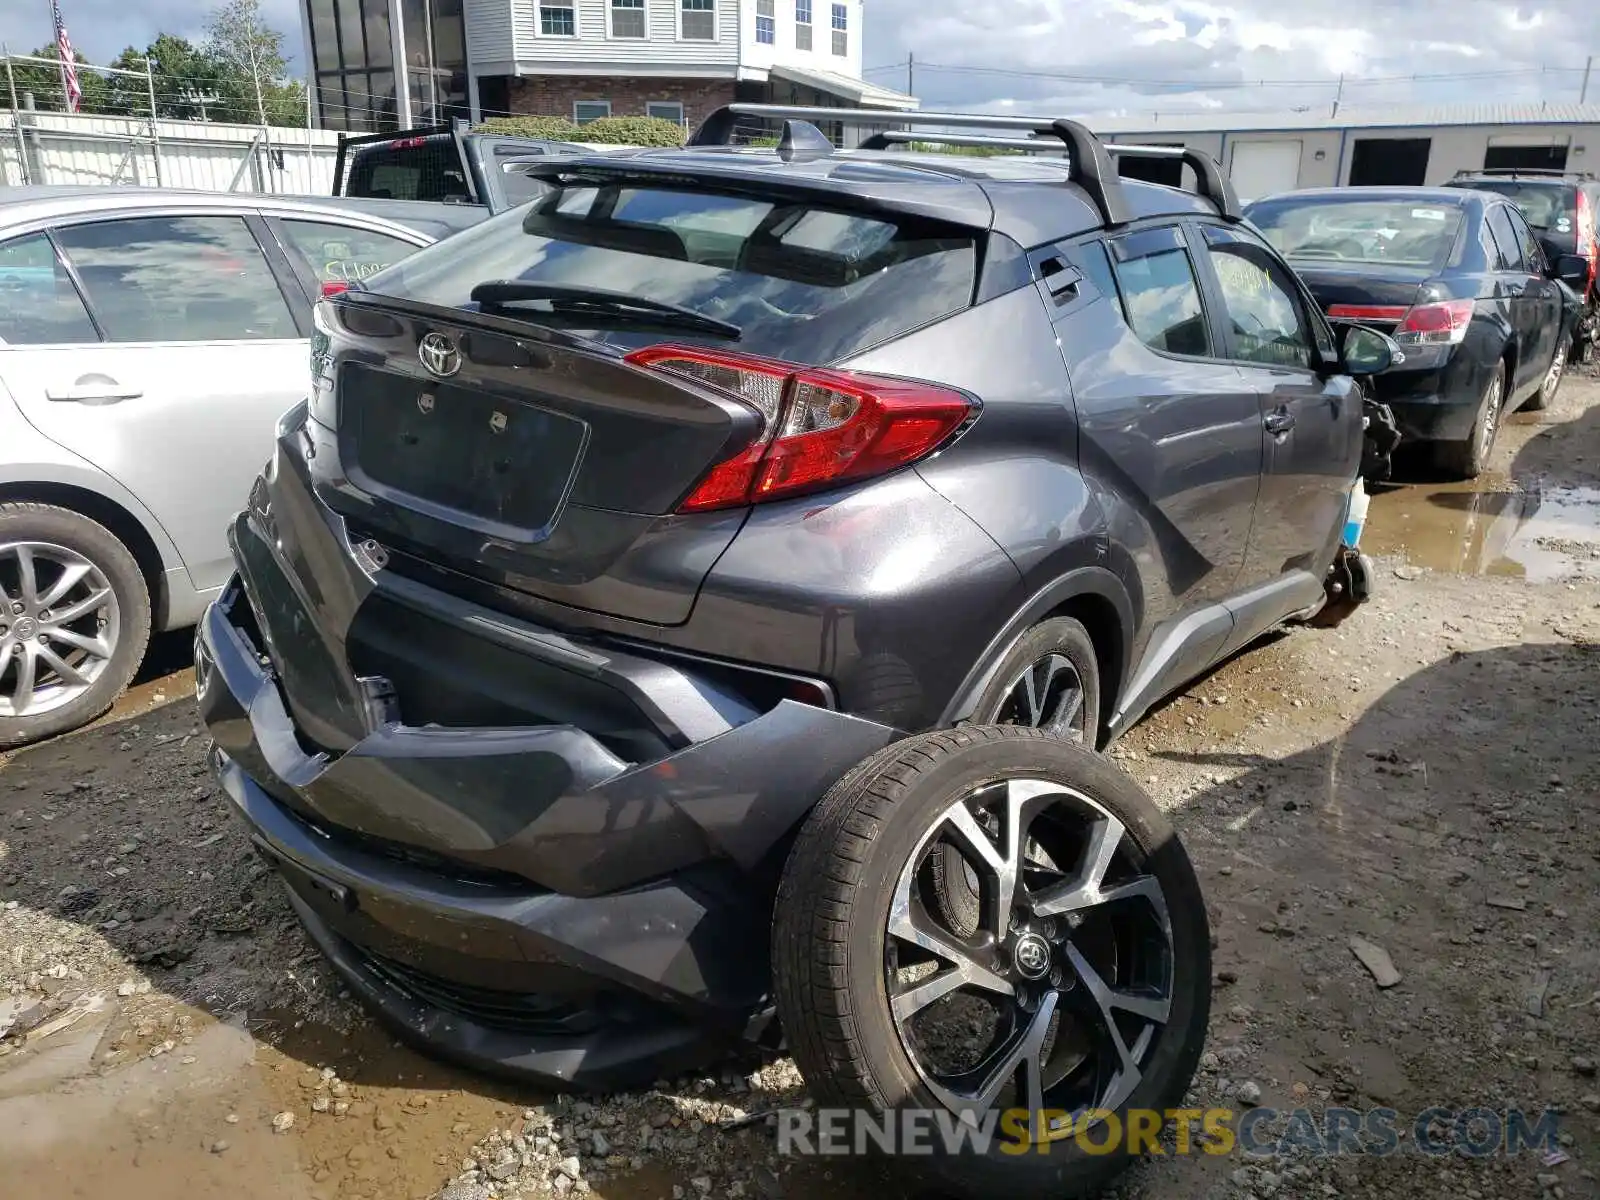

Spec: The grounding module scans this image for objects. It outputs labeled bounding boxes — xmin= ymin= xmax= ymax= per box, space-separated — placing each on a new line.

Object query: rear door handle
xmin=46 ymin=378 xmax=142 ymax=403
xmin=1264 ymin=407 xmax=1296 ymax=436
xmin=1039 ymin=256 xmax=1084 ymax=297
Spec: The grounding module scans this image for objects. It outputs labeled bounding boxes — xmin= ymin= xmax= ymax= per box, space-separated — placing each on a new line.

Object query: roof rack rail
xmin=688 ymin=103 xmax=1241 ymax=227
xmin=860 ymin=131 xmax=1068 ymax=153
xmin=1455 ymin=166 xmax=1597 ymax=180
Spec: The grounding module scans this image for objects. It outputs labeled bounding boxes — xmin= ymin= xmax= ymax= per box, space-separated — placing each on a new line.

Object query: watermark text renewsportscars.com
xmin=776 ymin=1106 xmax=1563 ymax=1158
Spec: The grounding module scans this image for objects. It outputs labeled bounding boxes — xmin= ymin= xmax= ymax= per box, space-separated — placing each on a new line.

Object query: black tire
xmin=969 ymin=618 xmax=1102 ymax=745
xmin=1525 ymin=332 xmax=1570 ymax=412
xmin=1435 ymin=361 xmax=1506 ymax=480
xmin=773 ymin=726 xmax=1211 ymax=1200
xmin=0 ymin=503 xmax=150 ymax=749
xmin=933 ymin=618 xmax=1103 ymax=935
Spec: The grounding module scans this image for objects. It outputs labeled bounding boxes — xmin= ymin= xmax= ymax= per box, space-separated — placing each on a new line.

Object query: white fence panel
xmin=0 ymin=111 xmax=343 ymax=196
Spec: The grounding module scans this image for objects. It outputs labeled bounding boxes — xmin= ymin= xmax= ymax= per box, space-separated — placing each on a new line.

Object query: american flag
xmin=51 ymin=0 xmax=81 ymax=113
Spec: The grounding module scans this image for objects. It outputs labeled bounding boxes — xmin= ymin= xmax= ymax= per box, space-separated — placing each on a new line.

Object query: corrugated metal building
xmin=1087 ymin=103 xmax=1600 ymax=202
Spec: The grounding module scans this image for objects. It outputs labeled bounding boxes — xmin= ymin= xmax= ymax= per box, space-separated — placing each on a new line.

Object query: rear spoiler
xmin=332 ymin=117 xmax=480 ymax=205
xmin=688 ymin=103 xmax=1242 ymax=228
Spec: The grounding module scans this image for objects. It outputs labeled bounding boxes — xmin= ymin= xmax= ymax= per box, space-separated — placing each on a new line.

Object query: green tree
xmin=206 ymin=0 xmax=292 ymax=125
xmin=6 ymin=9 xmax=308 ymax=128
xmin=109 ymin=35 xmax=228 ymax=121
xmin=5 ymin=44 xmax=111 ymax=114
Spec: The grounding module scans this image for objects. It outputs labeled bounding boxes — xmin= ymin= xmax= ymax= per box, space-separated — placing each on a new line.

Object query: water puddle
xmin=0 ymin=995 xmax=883 ymax=1200
xmin=1365 ymin=481 xmax=1600 ymax=581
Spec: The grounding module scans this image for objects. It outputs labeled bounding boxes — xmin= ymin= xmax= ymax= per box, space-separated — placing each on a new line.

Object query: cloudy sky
xmin=1 ymin=0 xmax=1595 ymax=118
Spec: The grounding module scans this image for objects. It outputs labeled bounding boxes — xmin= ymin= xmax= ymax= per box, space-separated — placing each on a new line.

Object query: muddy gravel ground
xmin=3 ymin=377 xmax=1600 ymax=1200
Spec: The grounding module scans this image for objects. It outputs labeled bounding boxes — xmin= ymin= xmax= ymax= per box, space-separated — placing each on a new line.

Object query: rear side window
xmin=275 ymin=219 xmax=422 ymax=291
xmin=347 ymin=139 xmax=472 ymax=202
xmin=1504 ymin=206 xmax=1546 ymax=271
xmin=371 ymin=182 xmax=980 ymax=363
xmin=1486 ymin=205 xmax=1526 ymax=271
xmin=53 ymin=216 xmax=297 ymax=343
xmin=0 ymin=233 xmax=98 ymax=346
xmin=1107 ymin=227 xmax=1210 ymax=357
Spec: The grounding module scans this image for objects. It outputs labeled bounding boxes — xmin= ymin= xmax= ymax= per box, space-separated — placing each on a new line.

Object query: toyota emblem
xmin=1012 ymin=933 xmax=1051 ymax=980
xmin=418 ymin=332 xmax=461 ymax=378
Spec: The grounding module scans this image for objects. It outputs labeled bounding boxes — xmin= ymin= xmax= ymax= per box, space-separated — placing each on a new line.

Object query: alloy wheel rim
xmin=991 ymin=654 xmax=1088 ymax=742
xmin=885 ymin=778 xmax=1175 ymax=1143
xmin=1480 ymin=374 xmax=1504 ymax=459
xmin=1545 ymin=341 xmax=1568 ymax=397
xmin=0 ymin=542 xmax=119 ymax=719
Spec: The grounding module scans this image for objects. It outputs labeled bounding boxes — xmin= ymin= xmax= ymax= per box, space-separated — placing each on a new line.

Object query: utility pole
xmin=1331 ymin=73 xmax=1344 ymax=119
xmin=3 ymin=45 xmax=30 ymax=185
xmin=1582 ymin=55 xmax=1594 ymax=105
xmin=145 ymin=56 xmax=163 ymax=184
xmin=907 ymin=51 xmax=914 ymax=98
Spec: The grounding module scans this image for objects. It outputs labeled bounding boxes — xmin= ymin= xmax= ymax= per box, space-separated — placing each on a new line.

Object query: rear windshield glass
xmin=1247 ymin=199 xmax=1464 ymax=270
xmin=346 ymin=139 xmax=473 ymax=202
xmin=367 ymin=180 xmax=980 ymax=362
xmin=1450 ymin=180 xmax=1577 ymax=231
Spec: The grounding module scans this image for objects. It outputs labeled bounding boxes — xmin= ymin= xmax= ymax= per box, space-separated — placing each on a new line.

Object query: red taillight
xmin=1327 ymin=304 xmax=1408 ymax=321
xmin=1395 ymin=298 xmax=1475 ymax=346
xmin=1577 ymin=190 xmax=1597 ymax=286
xmin=388 ymin=136 xmax=427 ymax=149
xmin=320 ymin=280 xmax=352 ymax=297
xmin=624 ymin=345 xmax=973 ymax=513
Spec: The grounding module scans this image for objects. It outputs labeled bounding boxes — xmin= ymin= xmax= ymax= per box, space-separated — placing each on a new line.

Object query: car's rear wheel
xmin=1436 ymin=361 xmax=1506 ymax=480
xmin=1526 ymin=332 xmax=1569 ymax=412
xmin=933 ymin=618 xmax=1103 ymax=934
xmin=0 ymin=503 xmax=150 ymax=748
xmin=773 ymin=727 xmax=1210 ymax=1200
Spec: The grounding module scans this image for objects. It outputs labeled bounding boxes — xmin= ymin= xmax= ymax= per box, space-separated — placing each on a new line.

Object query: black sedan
xmin=1246 ymin=186 xmax=1586 ymax=477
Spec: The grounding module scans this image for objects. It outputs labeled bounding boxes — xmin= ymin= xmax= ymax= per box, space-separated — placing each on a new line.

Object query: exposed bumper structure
xmin=1370 ymin=358 xmax=1488 ymax=444
xmin=195 ymin=432 xmax=898 ymax=1089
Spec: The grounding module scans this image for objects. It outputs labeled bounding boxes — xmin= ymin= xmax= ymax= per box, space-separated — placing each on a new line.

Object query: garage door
xmin=1229 ymin=140 xmax=1303 ymax=203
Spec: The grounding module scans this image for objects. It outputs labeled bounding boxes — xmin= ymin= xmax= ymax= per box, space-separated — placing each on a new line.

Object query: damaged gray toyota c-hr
xmin=194 ymin=106 xmax=1398 ymax=1199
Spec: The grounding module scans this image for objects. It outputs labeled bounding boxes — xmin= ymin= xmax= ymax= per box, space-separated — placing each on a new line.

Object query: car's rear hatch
xmin=310 ymin=163 xmax=987 ymax=625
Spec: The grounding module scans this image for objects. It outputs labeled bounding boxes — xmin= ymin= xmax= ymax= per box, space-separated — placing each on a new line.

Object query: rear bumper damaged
xmin=195 ymin=435 xmax=898 ymax=1088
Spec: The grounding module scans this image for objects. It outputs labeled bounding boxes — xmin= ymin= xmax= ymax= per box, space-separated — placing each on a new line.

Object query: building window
xmin=574 ymin=100 xmax=612 ymax=124
xmin=756 ymin=0 xmax=775 ymax=43
xmin=610 ymin=0 xmax=645 ymax=38
xmin=681 ymin=0 xmax=715 ymax=40
xmin=830 ymin=3 xmax=847 ymax=55
xmin=647 ymin=101 xmax=685 ymax=124
xmin=540 ymin=0 xmax=576 ymax=36
xmin=795 ymin=0 xmax=812 ymax=49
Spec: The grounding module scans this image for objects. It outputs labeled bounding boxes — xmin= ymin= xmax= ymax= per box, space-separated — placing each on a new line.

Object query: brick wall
xmin=506 ymin=75 xmax=736 ymax=128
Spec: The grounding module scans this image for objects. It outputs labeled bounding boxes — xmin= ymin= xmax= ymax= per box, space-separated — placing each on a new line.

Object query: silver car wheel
xmin=1478 ymin=370 xmax=1505 ymax=460
xmin=886 ymin=777 xmax=1174 ymax=1143
xmin=1544 ymin=337 xmax=1569 ymax=398
xmin=0 ymin=541 xmax=120 ymax=718
xmin=991 ymin=654 xmax=1087 ymax=742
